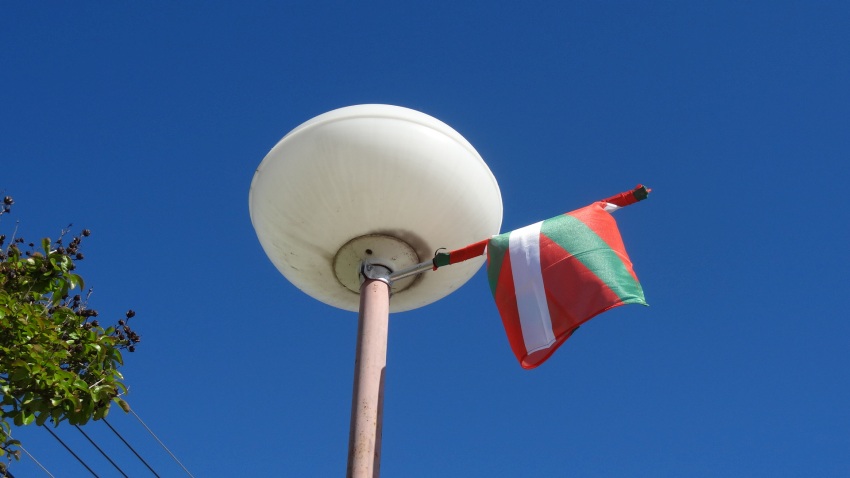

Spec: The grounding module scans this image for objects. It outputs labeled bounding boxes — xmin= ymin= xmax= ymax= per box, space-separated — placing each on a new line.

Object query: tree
xmin=0 ymin=196 xmax=140 ymax=473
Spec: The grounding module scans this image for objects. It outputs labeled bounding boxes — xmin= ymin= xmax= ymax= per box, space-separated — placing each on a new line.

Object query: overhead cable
xmin=131 ymin=410 xmax=196 ymax=477
xmin=42 ymin=426 xmax=100 ymax=477
xmin=4 ymin=430 xmax=55 ymax=478
xmin=19 ymin=444 xmax=56 ymax=478
xmin=102 ymin=418 xmax=161 ymax=477
xmin=75 ymin=425 xmax=129 ymax=478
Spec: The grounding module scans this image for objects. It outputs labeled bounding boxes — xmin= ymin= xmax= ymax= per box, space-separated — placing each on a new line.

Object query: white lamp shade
xmin=249 ymin=104 xmax=502 ymax=312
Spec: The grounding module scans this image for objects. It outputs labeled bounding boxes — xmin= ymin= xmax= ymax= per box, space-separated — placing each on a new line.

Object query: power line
xmin=9 ymin=403 xmax=192 ymax=478
xmin=4 ymin=430 xmax=55 ymax=478
xmin=19 ymin=444 xmax=56 ymax=478
xmin=75 ymin=425 xmax=129 ymax=478
xmin=102 ymin=418 xmax=161 ymax=477
xmin=42 ymin=425 xmax=100 ymax=477
xmin=130 ymin=409 xmax=196 ymax=478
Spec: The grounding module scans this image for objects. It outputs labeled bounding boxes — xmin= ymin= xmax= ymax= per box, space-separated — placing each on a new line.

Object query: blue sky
xmin=2 ymin=1 xmax=849 ymax=476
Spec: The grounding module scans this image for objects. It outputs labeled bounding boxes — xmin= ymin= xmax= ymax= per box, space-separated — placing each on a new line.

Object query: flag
xmin=485 ymin=195 xmax=648 ymax=369
xmin=430 ymin=185 xmax=650 ymax=369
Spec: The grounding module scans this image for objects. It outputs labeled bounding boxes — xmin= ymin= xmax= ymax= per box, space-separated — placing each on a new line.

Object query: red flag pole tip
xmin=601 ymin=184 xmax=651 ymax=207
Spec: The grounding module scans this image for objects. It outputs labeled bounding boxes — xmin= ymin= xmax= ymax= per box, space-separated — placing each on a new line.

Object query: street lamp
xmin=249 ymin=104 xmax=502 ymax=477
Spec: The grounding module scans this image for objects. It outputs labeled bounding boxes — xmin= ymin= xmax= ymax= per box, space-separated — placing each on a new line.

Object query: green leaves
xmin=0 ymin=223 xmax=142 ymax=461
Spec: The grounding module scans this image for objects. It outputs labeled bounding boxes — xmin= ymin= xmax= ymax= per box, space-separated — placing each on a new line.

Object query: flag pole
xmin=396 ymin=184 xmax=653 ymax=275
xmin=347 ymin=264 xmax=391 ymax=478
xmin=388 ymin=260 xmax=434 ymax=281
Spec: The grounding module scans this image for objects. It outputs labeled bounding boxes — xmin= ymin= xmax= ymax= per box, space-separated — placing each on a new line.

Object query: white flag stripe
xmin=509 ymin=221 xmax=556 ymax=354
xmin=603 ymin=202 xmax=620 ymax=213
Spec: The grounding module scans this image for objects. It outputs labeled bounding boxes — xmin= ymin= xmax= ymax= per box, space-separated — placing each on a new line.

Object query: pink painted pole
xmin=346 ymin=274 xmax=390 ymax=478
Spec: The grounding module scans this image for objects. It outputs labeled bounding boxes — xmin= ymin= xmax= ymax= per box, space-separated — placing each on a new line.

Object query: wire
xmin=19 ymin=444 xmax=56 ymax=478
xmin=74 ymin=425 xmax=129 ymax=478
xmin=42 ymin=426 xmax=100 ymax=477
xmin=130 ymin=410 xmax=196 ymax=478
xmin=102 ymin=418 xmax=161 ymax=477
xmin=3 ymin=429 xmax=55 ymax=478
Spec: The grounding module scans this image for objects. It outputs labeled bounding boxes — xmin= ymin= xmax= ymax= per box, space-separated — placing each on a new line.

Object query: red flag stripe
xmin=567 ymin=203 xmax=640 ymax=282
xmin=540 ymin=233 xmax=626 ymax=334
xmin=492 ymin=250 xmax=530 ymax=364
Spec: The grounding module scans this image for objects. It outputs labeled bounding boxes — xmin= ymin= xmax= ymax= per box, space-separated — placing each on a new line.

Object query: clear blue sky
xmin=3 ymin=2 xmax=849 ymax=476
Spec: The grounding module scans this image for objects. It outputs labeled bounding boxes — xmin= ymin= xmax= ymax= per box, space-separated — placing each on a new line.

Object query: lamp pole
xmin=347 ymin=264 xmax=391 ymax=478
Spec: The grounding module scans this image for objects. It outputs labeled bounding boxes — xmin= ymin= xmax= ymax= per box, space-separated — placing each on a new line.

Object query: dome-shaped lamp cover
xmin=249 ymin=104 xmax=502 ymax=312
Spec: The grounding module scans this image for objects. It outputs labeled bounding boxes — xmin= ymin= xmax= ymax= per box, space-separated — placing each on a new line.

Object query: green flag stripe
xmin=540 ymin=214 xmax=644 ymax=303
xmin=487 ymin=233 xmax=510 ymax=295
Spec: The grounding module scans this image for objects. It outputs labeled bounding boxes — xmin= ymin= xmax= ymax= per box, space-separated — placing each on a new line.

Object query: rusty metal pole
xmin=346 ymin=264 xmax=390 ymax=478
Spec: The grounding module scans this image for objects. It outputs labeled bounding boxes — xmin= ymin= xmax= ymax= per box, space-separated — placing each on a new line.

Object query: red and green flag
xmin=433 ymin=185 xmax=650 ymax=369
